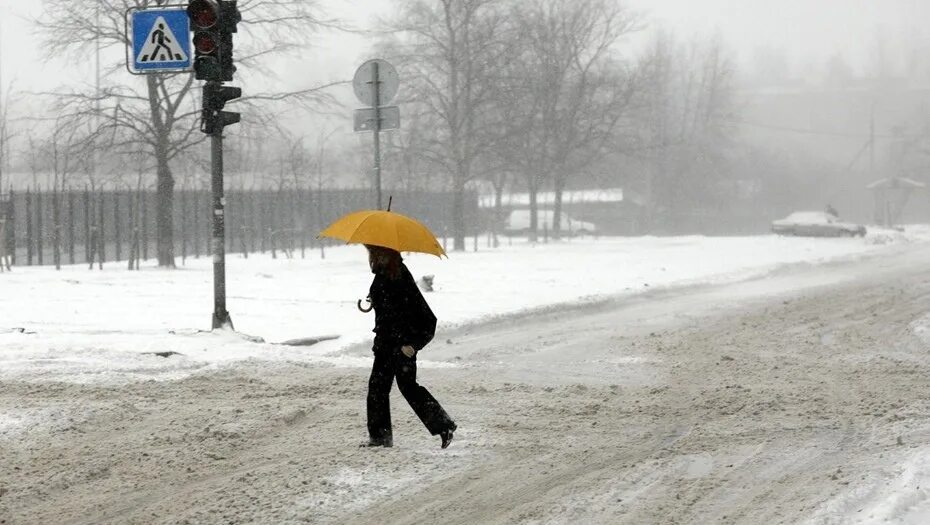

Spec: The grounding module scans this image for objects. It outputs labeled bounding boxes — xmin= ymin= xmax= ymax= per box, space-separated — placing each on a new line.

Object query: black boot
xmin=360 ymin=436 xmax=393 ymax=448
xmin=440 ymin=430 xmax=453 ymax=449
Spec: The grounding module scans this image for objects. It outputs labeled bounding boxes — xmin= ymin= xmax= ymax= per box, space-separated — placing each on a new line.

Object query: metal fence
xmin=0 ymin=188 xmax=480 ymax=267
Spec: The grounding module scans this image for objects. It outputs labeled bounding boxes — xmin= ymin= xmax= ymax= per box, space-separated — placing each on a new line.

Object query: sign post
xmin=353 ymin=59 xmax=400 ymax=210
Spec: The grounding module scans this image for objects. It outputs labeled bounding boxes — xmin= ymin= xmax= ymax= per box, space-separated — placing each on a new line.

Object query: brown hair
xmin=365 ymin=245 xmax=403 ymax=279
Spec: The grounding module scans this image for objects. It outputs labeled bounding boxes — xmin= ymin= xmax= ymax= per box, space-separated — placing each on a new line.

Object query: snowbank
xmin=2 ymin=230 xmax=930 ymax=384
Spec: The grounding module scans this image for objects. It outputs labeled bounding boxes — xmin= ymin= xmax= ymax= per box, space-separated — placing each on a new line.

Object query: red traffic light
xmin=188 ymin=0 xmax=219 ymax=29
xmin=193 ymin=32 xmax=218 ymax=55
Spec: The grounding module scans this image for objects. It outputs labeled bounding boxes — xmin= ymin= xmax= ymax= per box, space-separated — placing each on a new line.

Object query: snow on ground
xmin=2 ymin=228 xmax=930 ymax=385
xmin=806 ymin=448 xmax=930 ymax=525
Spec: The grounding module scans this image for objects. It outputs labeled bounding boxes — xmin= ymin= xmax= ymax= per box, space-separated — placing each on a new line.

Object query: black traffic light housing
xmin=219 ymin=1 xmax=241 ymax=82
xmin=189 ymin=0 xmax=242 ymax=134
xmin=187 ymin=0 xmax=240 ymax=82
xmin=202 ymin=83 xmax=242 ymax=134
xmin=188 ymin=0 xmax=221 ymax=81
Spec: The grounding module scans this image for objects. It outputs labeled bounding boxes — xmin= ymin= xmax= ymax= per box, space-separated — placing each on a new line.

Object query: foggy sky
xmin=628 ymin=0 xmax=930 ymax=74
xmin=2 ymin=0 xmax=929 ymax=95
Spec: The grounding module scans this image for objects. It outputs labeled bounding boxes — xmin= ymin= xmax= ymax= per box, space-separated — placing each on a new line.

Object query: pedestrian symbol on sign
xmin=136 ymin=16 xmax=188 ymax=63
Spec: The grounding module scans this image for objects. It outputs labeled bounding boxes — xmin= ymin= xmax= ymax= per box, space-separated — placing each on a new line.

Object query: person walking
xmin=360 ymin=244 xmax=457 ymax=449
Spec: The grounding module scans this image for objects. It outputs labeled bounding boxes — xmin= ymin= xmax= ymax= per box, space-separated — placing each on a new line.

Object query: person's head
xmin=365 ymin=245 xmax=402 ymax=277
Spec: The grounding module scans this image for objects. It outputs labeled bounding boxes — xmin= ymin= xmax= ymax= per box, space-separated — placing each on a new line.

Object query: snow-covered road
xmin=4 ymin=234 xmax=930 ymax=523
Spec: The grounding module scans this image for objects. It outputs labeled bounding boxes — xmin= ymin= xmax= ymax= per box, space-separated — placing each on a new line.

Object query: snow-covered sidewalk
xmin=2 ymin=229 xmax=928 ymax=384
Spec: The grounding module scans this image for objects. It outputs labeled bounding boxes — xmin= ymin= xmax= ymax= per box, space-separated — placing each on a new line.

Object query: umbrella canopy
xmin=319 ymin=209 xmax=446 ymax=257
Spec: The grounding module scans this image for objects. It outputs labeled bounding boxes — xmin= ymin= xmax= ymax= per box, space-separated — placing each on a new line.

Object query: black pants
xmin=367 ymin=346 xmax=456 ymax=441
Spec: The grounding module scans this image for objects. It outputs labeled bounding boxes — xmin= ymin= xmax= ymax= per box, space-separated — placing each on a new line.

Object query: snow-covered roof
xmin=479 ymin=188 xmax=624 ymax=208
xmin=866 ymin=177 xmax=926 ymax=190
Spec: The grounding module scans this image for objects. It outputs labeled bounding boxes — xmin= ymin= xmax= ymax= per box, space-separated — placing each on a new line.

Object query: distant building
xmin=479 ymin=188 xmax=644 ymax=235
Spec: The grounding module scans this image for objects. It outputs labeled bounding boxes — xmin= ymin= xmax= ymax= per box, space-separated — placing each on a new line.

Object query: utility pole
xmin=869 ymin=101 xmax=875 ymax=176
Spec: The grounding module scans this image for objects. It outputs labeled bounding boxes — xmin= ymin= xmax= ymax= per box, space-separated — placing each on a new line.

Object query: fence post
xmin=270 ymin=193 xmax=278 ymax=259
xmin=299 ymin=188 xmax=306 ymax=259
xmin=193 ymin=189 xmax=201 ymax=259
xmin=83 ymin=187 xmax=92 ymax=266
xmin=127 ymin=190 xmax=135 ymax=270
xmin=36 ymin=188 xmax=44 ymax=266
xmin=256 ymin=190 xmax=262 ymax=256
xmin=141 ymin=190 xmax=149 ymax=261
xmin=291 ymin=190 xmax=298 ymax=258
xmin=317 ymin=189 xmax=326 ymax=260
xmin=135 ymin=190 xmax=142 ymax=269
xmin=52 ymin=188 xmax=61 ymax=270
xmin=181 ymin=189 xmax=188 ymax=264
xmin=226 ymin=189 xmax=234 ymax=255
xmin=239 ymin=190 xmax=248 ymax=258
xmin=114 ymin=191 xmax=122 ymax=262
xmin=134 ymin=191 xmax=142 ymax=269
xmin=8 ymin=188 xmax=15 ymax=266
xmin=97 ymin=191 xmax=105 ymax=268
xmin=126 ymin=188 xmax=139 ymax=270
xmin=25 ymin=188 xmax=33 ymax=266
xmin=68 ymin=190 xmax=75 ymax=265
xmin=0 ymin=192 xmax=8 ymax=272
xmin=239 ymin=189 xmax=249 ymax=259
xmin=244 ymin=190 xmax=252 ymax=257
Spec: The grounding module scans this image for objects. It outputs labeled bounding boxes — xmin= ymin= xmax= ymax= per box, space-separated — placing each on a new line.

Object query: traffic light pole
xmin=210 ymin=80 xmax=232 ymax=330
xmin=188 ymin=0 xmax=240 ymax=330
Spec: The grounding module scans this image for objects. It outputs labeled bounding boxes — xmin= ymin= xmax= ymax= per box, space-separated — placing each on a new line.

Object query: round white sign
xmin=353 ymin=59 xmax=399 ymax=107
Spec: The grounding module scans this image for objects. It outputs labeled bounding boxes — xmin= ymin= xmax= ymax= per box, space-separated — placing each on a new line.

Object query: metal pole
xmin=869 ymin=101 xmax=875 ymax=175
xmin=210 ymin=85 xmax=232 ymax=329
xmin=372 ymin=62 xmax=382 ymax=209
xmin=0 ymin=13 xmax=5 ymax=193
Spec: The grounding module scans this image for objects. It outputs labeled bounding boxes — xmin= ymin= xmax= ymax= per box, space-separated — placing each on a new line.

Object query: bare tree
xmin=0 ymin=82 xmax=11 ymax=193
xmin=36 ymin=0 xmax=341 ymax=267
xmin=0 ymin=63 xmax=10 ymax=269
xmin=636 ymin=33 xmax=737 ymax=231
xmin=382 ymin=110 xmax=440 ymax=191
xmin=495 ymin=0 xmax=639 ymax=241
xmin=385 ymin=0 xmax=509 ymax=251
xmin=44 ymin=115 xmax=95 ymax=269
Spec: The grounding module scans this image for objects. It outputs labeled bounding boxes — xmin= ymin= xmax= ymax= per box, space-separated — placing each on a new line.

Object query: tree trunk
xmin=493 ymin=182 xmax=504 ymax=248
xmin=552 ymin=177 xmax=565 ymax=240
xmin=155 ymin=148 xmax=176 ymax=267
xmin=452 ymin=176 xmax=466 ymax=252
xmin=146 ymin=75 xmax=176 ymax=268
xmin=528 ymin=178 xmax=539 ymax=243
xmin=53 ymin=189 xmax=61 ymax=270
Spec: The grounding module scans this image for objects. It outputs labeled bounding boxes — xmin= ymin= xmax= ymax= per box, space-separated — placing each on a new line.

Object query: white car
xmin=504 ymin=209 xmax=597 ymax=236
xmin=771 ymin=211 xmax=866 ymax=237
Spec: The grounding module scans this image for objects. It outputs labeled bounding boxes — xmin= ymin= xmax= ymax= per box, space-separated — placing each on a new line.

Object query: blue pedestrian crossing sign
xmin=130 ymin=8 xmax=191 ymax=73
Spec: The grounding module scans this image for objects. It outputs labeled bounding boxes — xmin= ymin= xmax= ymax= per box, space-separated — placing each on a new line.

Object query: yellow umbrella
xmin=319 ymin=209 xmax=447 ymax=257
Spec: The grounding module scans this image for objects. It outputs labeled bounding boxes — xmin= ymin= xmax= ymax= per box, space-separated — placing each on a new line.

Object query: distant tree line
xmin=376 ymin=0 xmax=740 ymax=246
xmin=13 ymin=0 xmax=919 ymax=266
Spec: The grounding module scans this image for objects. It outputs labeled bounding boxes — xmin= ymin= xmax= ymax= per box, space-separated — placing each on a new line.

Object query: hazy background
xmin=3 ymin=0 xmax=930 ymax=232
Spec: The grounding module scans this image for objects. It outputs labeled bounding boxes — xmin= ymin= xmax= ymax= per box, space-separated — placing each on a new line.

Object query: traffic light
xmin=201 ymin=83 xmax=242 ymax=134
xmin=219 ymin=1 xmax=241 ymax=82
xmin=187 ymin=0 xmax=221 ymax=81
xmin=187 ymin=0 xmax=239 ymax=81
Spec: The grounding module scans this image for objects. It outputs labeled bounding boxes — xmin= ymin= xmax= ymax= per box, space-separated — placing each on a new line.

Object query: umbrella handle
xmin=357 ymin=297 xmax=373 ymax=313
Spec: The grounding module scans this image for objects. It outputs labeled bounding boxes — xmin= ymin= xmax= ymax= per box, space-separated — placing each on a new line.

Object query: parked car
xmin=504 ymin=209 xmax=598 ymax=236
xmin=771 ymin=211 xmax=866 ymax=237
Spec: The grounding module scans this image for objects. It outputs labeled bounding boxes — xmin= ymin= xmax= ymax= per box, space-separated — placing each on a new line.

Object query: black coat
xmin=369 ymin=263 xmax=437 ymax=351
